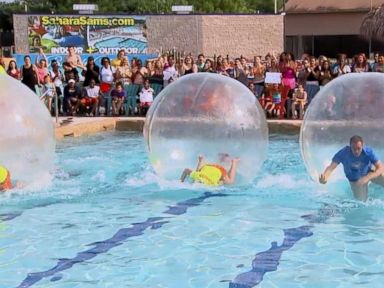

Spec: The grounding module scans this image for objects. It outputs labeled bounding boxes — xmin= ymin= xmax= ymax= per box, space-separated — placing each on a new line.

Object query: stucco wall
xmin=201 ymin=15 xmax=284 ymax=58
xmin=13 ymin=14 xmax=284 ymax=58
xmin=285 ymin=12 xmax=365 ymax=36
xmin=13 ymin=14 xmax=30 ymax=54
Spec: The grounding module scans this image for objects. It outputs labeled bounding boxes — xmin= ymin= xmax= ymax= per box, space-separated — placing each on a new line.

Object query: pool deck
xmin=54 ymin=117 xmax=302 ymax=140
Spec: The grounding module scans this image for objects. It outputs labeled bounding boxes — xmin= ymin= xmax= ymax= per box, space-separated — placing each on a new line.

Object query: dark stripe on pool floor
xmin=16 ymin=192 xmax=227 ymax=288
xmin=0 ymin=212 xmax=22 ymax=221
xmin=229 ymin=204 xmax=338 ymax=288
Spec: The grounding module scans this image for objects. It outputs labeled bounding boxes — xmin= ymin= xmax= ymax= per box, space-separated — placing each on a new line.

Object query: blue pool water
xmin=94 ymin=37 xmax=147 ymax=51
xmin=1 ymin=132 xmax=384 ymax=288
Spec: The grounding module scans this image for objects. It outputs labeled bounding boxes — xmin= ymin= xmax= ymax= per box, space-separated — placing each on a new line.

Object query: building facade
xmin=284 ymin=0 xmax=384 ymax=58
xmin=13 ymin=14 xmax=284 ymax=59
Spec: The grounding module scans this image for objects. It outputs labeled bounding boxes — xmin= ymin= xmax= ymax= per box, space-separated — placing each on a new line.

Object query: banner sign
xmin=28 ymin=15 xmax=147 ymax=55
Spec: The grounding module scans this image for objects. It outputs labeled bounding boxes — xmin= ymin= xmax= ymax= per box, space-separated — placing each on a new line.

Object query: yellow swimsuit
xmin=190 ymin=165 xmax=226 ymax=186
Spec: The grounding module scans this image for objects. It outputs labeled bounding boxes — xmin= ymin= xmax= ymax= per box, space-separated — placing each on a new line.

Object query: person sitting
xmin=180 ymin=155 xmax=239 ymax=186
xmin=63 ymin=79 xmax=82 ymax=116
xmin=138 ymin=79 xmax=154 ymax=115
xmin=264 ymin=83 xmax=283 ymax=118
xmin=291 ymin=84 xmax=307 ymax=119
xmin=111 ymin=82 xmax=126 ymax=116
xmin=0 ymin=165 xmax=13 ymax=192
xmin=81 ymin=79 xmax=100 ymax=116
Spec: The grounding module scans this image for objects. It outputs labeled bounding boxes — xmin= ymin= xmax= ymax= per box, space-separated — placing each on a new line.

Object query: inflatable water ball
xmin=0 ymin=74 xmax=55 ymax=187
xmin=300 ymin=73 xmax=384 ymax=182
xmin=143 ymin=73 xmax=268 ymax=184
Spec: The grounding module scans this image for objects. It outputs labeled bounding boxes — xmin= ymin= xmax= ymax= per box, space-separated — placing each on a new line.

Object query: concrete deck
xmin=54 ymin=117 xmax=302 ymax=140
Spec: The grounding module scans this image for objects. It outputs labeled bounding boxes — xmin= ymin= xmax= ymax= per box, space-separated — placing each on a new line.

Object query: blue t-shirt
xmin=332 ymin=146 xmax=379 ymax=182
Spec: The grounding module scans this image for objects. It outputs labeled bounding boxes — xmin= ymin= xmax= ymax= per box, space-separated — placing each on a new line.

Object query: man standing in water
xmin=320 ymin=135 xmax=384 ymax=201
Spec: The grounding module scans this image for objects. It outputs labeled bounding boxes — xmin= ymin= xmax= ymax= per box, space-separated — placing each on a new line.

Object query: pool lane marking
xmin=229 ymin=204 xmax=336 ymax=288
xmin=16 ymin=192 xmax=227 ymax=288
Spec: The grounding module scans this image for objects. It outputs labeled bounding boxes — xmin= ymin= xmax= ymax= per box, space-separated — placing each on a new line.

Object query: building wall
xmin=285 ymin=12 xmax=366 ymax=36
xmin=13 ymin=14 xmax=30 ymax=54
xmin=200 ymin=15 xmax=284 ymax=58
xmin=146 ymin=15 xmax=203 ymax=56
xmin=13 ymin=14 xmax=284 ymax=58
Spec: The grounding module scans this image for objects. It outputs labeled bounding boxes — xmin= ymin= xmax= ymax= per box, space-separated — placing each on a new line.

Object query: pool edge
xmin=54 ymin=117 xmax=302 ymax=140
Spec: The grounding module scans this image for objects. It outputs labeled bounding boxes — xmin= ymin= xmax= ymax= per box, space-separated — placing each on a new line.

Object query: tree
xmin=360 ymin=5 xmax=384 ymax=42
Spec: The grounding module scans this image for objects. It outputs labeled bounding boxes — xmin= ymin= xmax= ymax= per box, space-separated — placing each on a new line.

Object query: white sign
xmin=265 ymin=72 xmax=282 ymax=84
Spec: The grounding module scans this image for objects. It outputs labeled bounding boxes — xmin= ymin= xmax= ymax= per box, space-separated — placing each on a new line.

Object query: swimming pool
xmin=94 ymin=37 xmax=147 ymax=52
xmin=1 ymin=132 xmax=384 ymax=288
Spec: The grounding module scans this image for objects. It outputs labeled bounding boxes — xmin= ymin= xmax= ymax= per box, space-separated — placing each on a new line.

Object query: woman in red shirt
xmin=7 ymin=60 xmax=20 ymax=80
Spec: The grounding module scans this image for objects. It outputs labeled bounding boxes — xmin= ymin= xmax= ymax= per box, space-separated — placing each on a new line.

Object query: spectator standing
xmin=352 ymin=53 xmax=370 ymax=73
xmin=150 ymin=60 xmax=164 ymax=85
xmin=332 ymin=54 xmax=351 ymax=77
xmin=280 ymin=53 xmax=297 ymax=90
xmin=196 ymin=54 xmax=205 ymax=72
xmin=266 ymin=56 xmax=280 ymax=73
xmin=371 ymin=52 xmax=380 ymax=71
xmin=49 ymin=60 xmax=64 ymax=111
xmin=116 ymin=57 xmax=132 ymax=85
xmin=203 ymin=59 xmax=215 ymax=73
xmin=99 ymin=57 xmax=116 ymax=94
xmin=82 ymin=56 xmax=100 ymax=87
xmin=180 ymin=55 xmax=197 ymax=76
xmin=233 ymin=58 xmax=248 ymax=86
xmin=131 ymin=59 xmax=146 ymax=85
xmin=41 ymin=75 xmax=56 ymax=113
xmin=318 ymin=60 xmax=333 ymax=87
xmin=63 ymin=62 xmax=79 ymax=83
xmin=6 ymin=60 xmax=20 ymax=80
xmin=252 ymin=56 xmax=266 ymax=98
xmin=64 ymin=46 xmax=85 ymax=70
xmin=163 ymin=56 xmax=178 ymax=87
xmin=111 ymin=49 xmax=126 ymax=68
xmin=372 ymin=54 xmax=384 ymax=72
xmin=35 ymin=48 xmax=49 ymax=84
xmin=304 ymin=56 xmax=320 ymax=103
xmin=21 ymin=55 xmax=39 ymax=91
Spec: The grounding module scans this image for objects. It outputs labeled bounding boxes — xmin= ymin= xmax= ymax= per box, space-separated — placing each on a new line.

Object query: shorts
xmin=81 ymin=97 xmax=97 ymax=106
xmin=140 ymin=102 xmax=152 ymax=108
xmin=100 ymin=82 xmax=111 ymax=93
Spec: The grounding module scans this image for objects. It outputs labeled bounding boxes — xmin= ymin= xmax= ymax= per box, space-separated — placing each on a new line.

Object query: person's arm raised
xmin=196 ymin=155 xmax=205 ymax=171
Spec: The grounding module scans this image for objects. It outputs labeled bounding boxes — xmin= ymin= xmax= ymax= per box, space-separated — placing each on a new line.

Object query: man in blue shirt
xmin=319 ymin=135 xmax=384 ymax=201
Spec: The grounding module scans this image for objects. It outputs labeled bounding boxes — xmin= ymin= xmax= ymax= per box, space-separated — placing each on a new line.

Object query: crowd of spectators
xmin=1 ymin=47 xmax=384 ymax=119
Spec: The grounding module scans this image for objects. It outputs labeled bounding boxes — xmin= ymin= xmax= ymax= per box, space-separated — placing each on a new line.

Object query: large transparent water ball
xmin=0 ymin=74 xmax=55 ymax=187
xmin=301 ymin=73 xmax=384 ymax=182
xmin=143 ymin=73 xmax=268 ymax=184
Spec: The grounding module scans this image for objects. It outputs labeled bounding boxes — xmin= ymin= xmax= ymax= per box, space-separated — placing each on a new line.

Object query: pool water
xmin=1 ymin=132 xmax=384 ymax=288
xmin=94 ymin=37 xmax=147 ymax=52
